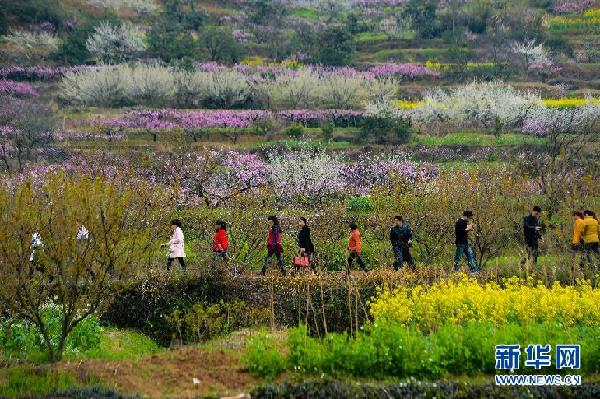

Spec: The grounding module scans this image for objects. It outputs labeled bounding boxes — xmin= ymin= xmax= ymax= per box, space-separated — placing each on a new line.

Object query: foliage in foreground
xmin=244 ymin=322 xmax=600 ymax=378
xmin=0 ymin=173 xmax=168 ymax=361
xmin=369 ymin=276 xmax=600 ymax=330
xmin=252 ymin=379 xmax=600 ymax=399
xmin=0 ymin=367 xmax=80 ymax=399
xmin=0 ymin=305 xmax=102 ymax=360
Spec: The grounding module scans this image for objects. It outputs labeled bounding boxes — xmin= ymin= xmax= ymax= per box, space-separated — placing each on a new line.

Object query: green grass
xmin=355 ymin=32 xmax=389 ymax=43
xmin=72 ymin=328 xmax=161 ymax=361
xmin=410 ymin=132 xmax=545 ymax=146
xmin=366 ymin=48 xmax=449 ymax=62
xmin=291 ymin=7 xmax=320 ymax=21
xmin=0 ymin=367 xmax=82 ymax=398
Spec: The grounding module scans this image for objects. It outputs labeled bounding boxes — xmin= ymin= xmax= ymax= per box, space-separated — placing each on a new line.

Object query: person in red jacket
xmin=212 ymin=220 xmax=229 ymax=270
xmin=261 ymin=215 xmax=286 ymax=276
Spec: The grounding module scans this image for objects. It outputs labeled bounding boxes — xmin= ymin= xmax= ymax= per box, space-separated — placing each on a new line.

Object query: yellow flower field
xmin=543 ymin=97 xmax=600 ymax=108
xmin=369 ymin=276 xmax=600 ymax=330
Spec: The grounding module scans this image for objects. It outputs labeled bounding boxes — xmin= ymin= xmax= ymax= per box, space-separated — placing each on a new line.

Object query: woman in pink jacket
xmin=163 ymin=219 xmax=186 ymax=271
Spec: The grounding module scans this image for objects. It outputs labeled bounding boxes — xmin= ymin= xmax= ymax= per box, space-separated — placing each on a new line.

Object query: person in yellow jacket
xmin=572 ymin=211 xmax=585 ymax=249
xmin=572 ymin=210 xmax=585 ymax=271
xmin=582 ymin=210 xmax=599 ymax=278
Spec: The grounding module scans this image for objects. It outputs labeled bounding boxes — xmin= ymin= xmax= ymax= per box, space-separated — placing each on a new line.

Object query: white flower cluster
xmin=405 ymin=82 xmax=542 ymax=131
xmin=86 ymin=22 xmax=147 ymax=64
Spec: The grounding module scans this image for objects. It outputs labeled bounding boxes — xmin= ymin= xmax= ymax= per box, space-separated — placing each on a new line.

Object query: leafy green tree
xmin=0 ymin=9 xmax=8 ymax=36
xmin=248 ymin=0 xmax=286 ymax=25
xmin=163 ymin=0 xmax=206 ymax=29
xmin=402 ymin=0 xmax=440 ymax=39
xmin=147 ymin=22 xmax=201 ymax=62
xmin=0 ymin=174 xmax=167 ymax=361
xmin=51 ymin=25 xmax=92 ymax=65
xmin=202 ymin=26 xmax=241 ymax=64
xmin=0 ymin=0 xmax=64 ymax=31
xmin=359 ymin=114 xmax=411 ymax=144
xmin=315 ymin=26 xmax=356 ymax=66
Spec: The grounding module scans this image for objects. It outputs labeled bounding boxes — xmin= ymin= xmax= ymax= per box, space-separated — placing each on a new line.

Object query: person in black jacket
xmin=297 ymin=217 xmax=316 ymax=272
xmin=453 ymin=210 xmax=479 ymax=274
xmin=522 ymin=206 xmax=543 ymax=265
xmin=390 ymin=216 xmax=415 ymax=270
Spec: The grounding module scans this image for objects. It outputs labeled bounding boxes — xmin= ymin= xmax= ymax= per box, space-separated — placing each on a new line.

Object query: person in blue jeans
xmin=453 ymin=210 xmax=479 ymax=275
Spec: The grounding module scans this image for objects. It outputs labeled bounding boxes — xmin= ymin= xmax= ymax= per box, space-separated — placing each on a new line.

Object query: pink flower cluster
xmin=0 ymin=79 xmax=39 ymax=97
xmin=528 ymin=62 xmax=562 ymax=74
xmin=104 ymin=109 xmax=365 ymax=130
xmin=553 ymin=0 xmax=593 ymax=13
xmin=367 ymin=63 xmax=441 ymax=78
xmin=277 ymin=109 xmax=364 ymax=126
xmin=106 ymin=110 xmax=270 ymax=130
xmin=53 ymin=131 xmax=125 ymax=141
xmin=0 ymin=65 xmax=107 ymax=81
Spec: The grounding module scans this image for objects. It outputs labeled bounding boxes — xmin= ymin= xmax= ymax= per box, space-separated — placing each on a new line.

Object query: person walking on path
xmin=390 ymin=215 xmax=415 ymax=270
xmin=453 ymin=210 xmax=479 ymax=275
xmin=522 ymin=206 xmax=543 ymax=266
xmin=347 ymin=222 xmax=367 ymax=275
xmin=582 ymin=210 xmax=599 ymax=278
xmin=261 ymin=215 xmax=286 ymax=276
xmin=297 ymin=217 xmax=316 ymax=273
xmin=212 ymin=220 xmax=229 ymax=270
xmin=163 ymin=219 xmax=186 ymax=271
xmin=572 ymin=210 xmax=585 ymax=270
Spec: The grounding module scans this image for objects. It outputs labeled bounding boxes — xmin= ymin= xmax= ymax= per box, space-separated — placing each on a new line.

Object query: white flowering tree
xmin=86 ymin=22 xmax=147 ymax=64
xmin=509 ymin=39 xmax=550 ymax=72
xmin=268 ymin=148 xmax=345 ymax=206
xmin=408 ymin=82 xmax=541 ymax=133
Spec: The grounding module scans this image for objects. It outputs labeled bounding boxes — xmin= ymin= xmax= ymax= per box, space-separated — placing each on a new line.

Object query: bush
xmin=51 ymin=25 xmax=92 ymax=65
xmin=0 ymin=9 xmax=8 ymax=36
xmin=320 ymin=123 xmax=334 ymax=141
xmin=347 ymin=196 xmax=372 ymax=212
xmin=242 ymin=330 xmax=287 ymax=378
xmin=0 ymin=0 xmax=64 ymax=31
xmin=0 ymin=305 xmax=102 ymax=359
xmin=246 ymin=321 xmax=600 ymax=378
xmin=285 ymin=123 xmax=304 ymax=139
xmin=359 ymin=114 xmax=411 ymax=144
xmin=314 ymin=26 xmax=356 ymax=66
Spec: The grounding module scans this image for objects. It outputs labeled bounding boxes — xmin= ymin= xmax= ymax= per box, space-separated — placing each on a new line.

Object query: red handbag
xmin=293 ymin=255 xmax=310 ymax=268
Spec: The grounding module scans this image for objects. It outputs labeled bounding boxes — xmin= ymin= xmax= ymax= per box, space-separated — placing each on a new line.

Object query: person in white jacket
xmin=162 ymin=219 xmax=186 ymax=271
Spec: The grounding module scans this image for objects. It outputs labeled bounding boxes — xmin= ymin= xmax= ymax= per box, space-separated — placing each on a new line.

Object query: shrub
xmin=0 ymin=305 xmax=102 ymax=359
xmin=242 ymin=330 xmax=287 ymax=378
xmin=347 ymin=196 xmax=372 ymax=212
xmin=285 ymin=123 xmax=304 ymax=139
xmin=359 ymin=114 xmax=411 ymax=144
xmin=314 ymin=26 xmax=356 ymax=66
xmin=169 ymin=299 xmax=270 ymax=344
xmin=246 ymin=321 xmax=600 ymax=378
xmin=320 ymin=123 xmax=334 ymax=141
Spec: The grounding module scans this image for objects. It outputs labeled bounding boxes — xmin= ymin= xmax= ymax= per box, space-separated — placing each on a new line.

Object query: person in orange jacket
xmin=347 ymin=222 xmax=367 ymax=275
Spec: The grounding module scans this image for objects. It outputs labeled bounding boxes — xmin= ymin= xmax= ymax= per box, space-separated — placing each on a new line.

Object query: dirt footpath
xmin=61 ymin=347 xmax=257 ymax=398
